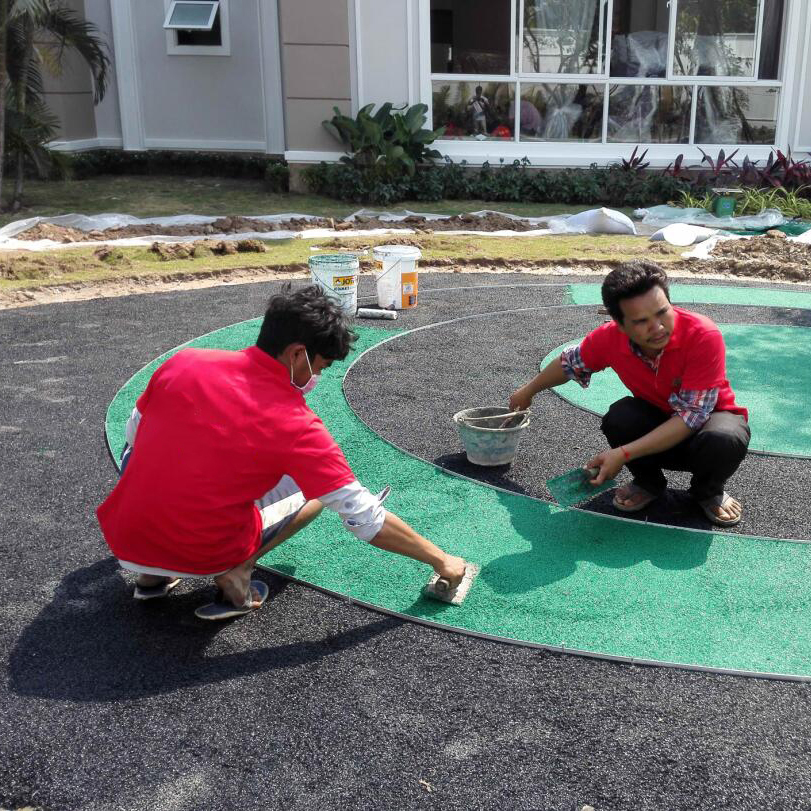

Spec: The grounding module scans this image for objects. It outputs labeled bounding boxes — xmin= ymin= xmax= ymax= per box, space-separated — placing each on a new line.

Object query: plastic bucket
xmin=373 ymin=245 xmax=421 ymax=310
xmin=309 ymin=254 xmax=360 ymax=315
xmin=452 ymin=407 xmax=531 ymax=466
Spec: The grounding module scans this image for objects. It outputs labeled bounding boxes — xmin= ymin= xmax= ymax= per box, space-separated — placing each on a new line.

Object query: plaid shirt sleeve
xmin=560 ymin=345 xmax=594 ymax=388
xmin=669 ymin=388 xmax=719 ymax=430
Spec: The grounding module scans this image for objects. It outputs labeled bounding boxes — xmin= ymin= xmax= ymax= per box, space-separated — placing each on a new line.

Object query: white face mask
xmin=291 ymin=350 xmax=320 ymax=395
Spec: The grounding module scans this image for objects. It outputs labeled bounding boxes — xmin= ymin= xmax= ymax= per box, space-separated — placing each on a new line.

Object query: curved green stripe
xmin=104 ymin=293 xmax=811 ymax=678
xmin=565 ymin=283 xmax=811 ymax=310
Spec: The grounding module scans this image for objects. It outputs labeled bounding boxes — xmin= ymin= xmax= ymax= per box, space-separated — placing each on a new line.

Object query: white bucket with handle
xmin=308 ymin=253 xmax=360 ymax=315
xmin=373 ymin=245 xmax=421 ymax=310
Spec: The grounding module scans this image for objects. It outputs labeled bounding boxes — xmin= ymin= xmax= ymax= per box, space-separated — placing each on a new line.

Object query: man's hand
xmin=509 ymin=386 xmax=534 ymax=412
xmin=586 ymin=447 xmax=626 ymax=485
xmin=434 ymin=554 xmax=467 ymax=590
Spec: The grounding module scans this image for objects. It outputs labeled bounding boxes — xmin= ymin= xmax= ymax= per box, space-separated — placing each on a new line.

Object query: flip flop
xmin=698 ymin=491 xmax=742 ymax=527
xmin=612 ymin=482 xmax=659 ymax=513
xmin=133 ymin=577 xmax=181 ymax=601
xmin=194 ymin=580 xmax=270 ymax=621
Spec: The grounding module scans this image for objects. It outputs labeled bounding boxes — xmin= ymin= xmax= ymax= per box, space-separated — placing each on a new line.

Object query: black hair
xmin=475 ymin=85 xmax=483 ymax=93
xmin=256 ymin=284 xmax=357 ymax=361
xmin=601 ymin=261 xmax=671 ymax=323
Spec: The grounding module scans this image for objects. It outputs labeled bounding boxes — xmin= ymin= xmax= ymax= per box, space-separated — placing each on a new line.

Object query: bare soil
xmin=2 ymin=231 xmax=810 ymax=310
xmin=15 ymin=212 xmax=543 ymax=243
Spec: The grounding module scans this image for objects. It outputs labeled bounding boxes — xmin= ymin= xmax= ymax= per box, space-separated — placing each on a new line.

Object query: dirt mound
xmin=699 ymin=232 xmax=811 ymax=282
xmin=12 ymin=211 xmax=546 ymax=244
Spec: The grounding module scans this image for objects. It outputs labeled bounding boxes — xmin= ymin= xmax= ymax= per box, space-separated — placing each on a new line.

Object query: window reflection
xmin=695 ymin=86 xmax=778 ymax=143
xmin=521 ymin=0 xmax=604 ymax=74
xmin=610 ymin=0 xmax=669 ymax=77
xmin=432 ymin=81 xmax=514 ymax=139
xmin=517 ymin=84 xmax=603 ymax=141
xmin=608 ymin=85 xmax=692 ymax=143
xmin=674 ymin=0 xmax=759 ymax=77
xmin=430 ymin=0 xmax=512 ymax=75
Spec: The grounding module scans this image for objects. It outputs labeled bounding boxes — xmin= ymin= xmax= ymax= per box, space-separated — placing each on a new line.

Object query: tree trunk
xmin=0 ymin=0 xmax=9 ymax=212
xmin=11 ymin=16 xmax=34 ymax=213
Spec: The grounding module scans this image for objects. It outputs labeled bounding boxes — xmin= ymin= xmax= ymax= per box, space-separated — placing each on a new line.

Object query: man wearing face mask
xmin=97 ymin=285 xmax=467 ymax=619
xmin=509 ymin=262 xmax=750 ymax=527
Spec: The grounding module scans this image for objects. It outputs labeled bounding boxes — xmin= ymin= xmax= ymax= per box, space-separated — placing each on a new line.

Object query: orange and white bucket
xmin=373 ymin=245 xmax=421 ymax=310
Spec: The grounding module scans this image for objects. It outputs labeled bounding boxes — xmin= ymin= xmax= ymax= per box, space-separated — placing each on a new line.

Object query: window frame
xmin=164 ymin=0 xmax=231 ymax=57
xmin=425 ymin=0 xmax=787 ymax=150
xmin=163 ymin=1 xmax=219 ymax=31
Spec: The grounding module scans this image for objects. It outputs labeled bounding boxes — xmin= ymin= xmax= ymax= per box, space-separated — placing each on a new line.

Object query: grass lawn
xmin=0 ymin=175 xmax=637 ymax=227
xmin=0 ymin=175 xmax=671 ymax=294
xmin=0 ymin=232 xmax=681 ymax=292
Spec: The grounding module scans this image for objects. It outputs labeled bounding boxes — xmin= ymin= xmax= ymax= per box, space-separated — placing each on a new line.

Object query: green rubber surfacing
xmin=542 ymin=324 xmax=811 ymax=457
xmin=105 ymin=286 xmax=811 ymax=679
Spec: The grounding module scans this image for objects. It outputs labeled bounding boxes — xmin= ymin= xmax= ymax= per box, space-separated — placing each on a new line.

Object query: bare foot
xmin=709 ymin=496 xmax=742 ymax=523
xmin=613 ymin=484 xmax=656 ymax=510
xmin=214 ymin=565 xmax=254 ymax=608
xmin=136 ymin=574 xmax=172 ymax=588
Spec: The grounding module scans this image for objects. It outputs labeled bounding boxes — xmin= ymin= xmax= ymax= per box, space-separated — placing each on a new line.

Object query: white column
xmin=109 ymin=0 xmax=145 ymax=150
xmin=258 ymin=0 xmax=286 ymax=153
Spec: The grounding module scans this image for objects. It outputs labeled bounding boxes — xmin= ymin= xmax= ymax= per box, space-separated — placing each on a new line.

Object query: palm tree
xmin=0 ymin=0 xmax=109 ymax=211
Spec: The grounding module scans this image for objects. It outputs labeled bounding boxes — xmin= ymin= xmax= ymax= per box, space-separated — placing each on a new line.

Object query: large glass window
xmin=432 ymin=81 xmax=514 ymax=140
xmin=695 ymin=86 xmax=778 ymax=144
xmin=610 ymin=0 xmax=669 ymax=78
xmin=519 ymin=84 xmax=603 ymax=141
xmin=521 ymin=1 xmax=604 ymax=74
xmin=608 ymin=85 xmax=692 ymax=143
xmin=674 ymin=0 xmax=759 ymax=77
xmin=428 ymin=0 xmax=785 ymax=146
xmin=430 ymin=0 xmax=512 ymax=75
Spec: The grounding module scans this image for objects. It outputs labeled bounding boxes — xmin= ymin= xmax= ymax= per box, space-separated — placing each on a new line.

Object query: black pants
xmin=600 ymin=397 xmax=751 ymax=501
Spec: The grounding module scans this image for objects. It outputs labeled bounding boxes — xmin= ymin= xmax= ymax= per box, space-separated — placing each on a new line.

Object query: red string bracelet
xmin=620 ymin=446 xmax=631 ymax=461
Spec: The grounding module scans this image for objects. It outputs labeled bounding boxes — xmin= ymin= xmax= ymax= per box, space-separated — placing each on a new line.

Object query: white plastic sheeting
xmin=635 ymin=205 xmax=786 ymax=231
xmin=0 ymin=207 xmax=638 ymax=252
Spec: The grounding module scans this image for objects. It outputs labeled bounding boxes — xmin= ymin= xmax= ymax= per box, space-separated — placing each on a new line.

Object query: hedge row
xmin=302 ymin=160 xmax=690 ymax=207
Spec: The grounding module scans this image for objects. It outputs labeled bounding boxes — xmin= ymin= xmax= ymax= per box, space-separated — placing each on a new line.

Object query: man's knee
xmin=693 ymin=420 xmax=749 ymax=462
xmin=601 ymin=397 xmax=644 ymax=443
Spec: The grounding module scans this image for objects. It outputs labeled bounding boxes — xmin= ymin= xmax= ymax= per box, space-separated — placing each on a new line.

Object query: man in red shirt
xmin=510 ymin=262 xmax=750 ymax=527
xmin=98 ymin=285 xmax=467 ymax=619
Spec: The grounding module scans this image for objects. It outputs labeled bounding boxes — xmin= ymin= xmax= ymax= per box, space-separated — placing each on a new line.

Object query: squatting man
xmin=97 ymin=285 xmax=467 ymax=619
xmin=510 ymin=261 xmax=750 ymax=526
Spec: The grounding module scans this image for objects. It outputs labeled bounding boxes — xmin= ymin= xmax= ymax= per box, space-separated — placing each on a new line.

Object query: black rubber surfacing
xmin=1 ymin=274 xmax=810 ymax=811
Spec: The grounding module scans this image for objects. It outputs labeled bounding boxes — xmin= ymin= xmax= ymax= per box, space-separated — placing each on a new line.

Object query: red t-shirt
xmin=579 ymin=307 xmax=747 ymax=420
xmin=97 ymin=346 xmax=355 ymax=574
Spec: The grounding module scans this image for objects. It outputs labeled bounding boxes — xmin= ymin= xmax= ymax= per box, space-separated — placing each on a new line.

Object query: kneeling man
xmin=97 ymin=285 xmax=466 ymax=619
xmin=510 ymin=262 xmax=749 ymax=526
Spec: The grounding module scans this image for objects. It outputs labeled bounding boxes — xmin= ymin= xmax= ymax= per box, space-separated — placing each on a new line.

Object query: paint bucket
xmin=373 ymin=245 xmax=421 ymax=310
xmin=453 ymin=407 xmax=531 ymax=466
xmin=308 ymin=254 xmax=360 ymax=315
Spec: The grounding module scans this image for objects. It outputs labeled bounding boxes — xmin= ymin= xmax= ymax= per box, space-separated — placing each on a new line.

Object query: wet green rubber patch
xmin=105 ymin=301 xmax=811 ymax=678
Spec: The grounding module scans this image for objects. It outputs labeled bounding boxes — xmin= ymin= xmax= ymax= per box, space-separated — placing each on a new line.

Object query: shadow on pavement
xmin=9 ymin=558 xmax=400 ymax=702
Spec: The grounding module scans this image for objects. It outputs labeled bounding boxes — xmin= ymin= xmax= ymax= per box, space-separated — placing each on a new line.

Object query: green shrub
xmin=264 ymin=161 xmax=290 ymax=193
xmin=302 ymin=158 xmax=690 ymax=208
xmin=323 ymin=103 xmax=444 ymax=178
xmin=68 ymin=149 xmax=286 ymax=181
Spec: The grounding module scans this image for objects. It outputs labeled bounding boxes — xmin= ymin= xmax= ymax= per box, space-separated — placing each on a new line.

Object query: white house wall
xmin=794 ymin=2 xmax=811 ymax=153
xmin=84 ymin=0 xmax=124 ymax=148
xmin=132 ymin=0 xmax=266 ymax=151
xmin=356 ymin=0 xmax=412 ymax=109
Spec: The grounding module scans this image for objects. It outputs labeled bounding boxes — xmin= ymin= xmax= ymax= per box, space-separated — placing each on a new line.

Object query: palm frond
xmin=38 ymin=6 xmax=110 ymax=102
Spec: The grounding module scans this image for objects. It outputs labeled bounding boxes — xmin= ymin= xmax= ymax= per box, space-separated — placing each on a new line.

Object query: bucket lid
xmin=372 ymin=245 xmax=422 ymax=261
xmin=309 ymin=253 xmax=360 ymax=268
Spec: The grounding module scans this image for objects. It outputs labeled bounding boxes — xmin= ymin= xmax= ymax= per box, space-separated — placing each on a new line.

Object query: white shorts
xmin=117 ymin=475 xmax=306 ymax=579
